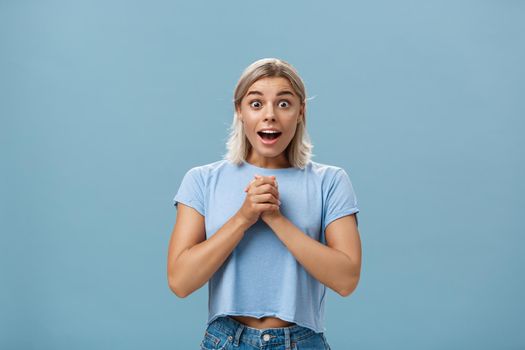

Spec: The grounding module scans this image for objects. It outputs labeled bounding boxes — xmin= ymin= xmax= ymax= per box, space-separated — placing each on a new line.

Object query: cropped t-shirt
xmin=172 ymin=159 xmax=360 ymax=333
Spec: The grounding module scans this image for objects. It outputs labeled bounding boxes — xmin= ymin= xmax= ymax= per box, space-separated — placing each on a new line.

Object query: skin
xmin=237 ymin=76 xmax=305 ymax=169
xmin=232 ymin=77 xmax=361 ymax=328
xmin=167 ymin=76 xmax=362 ymax=331
xmin=231 ymin=76 xmax=303 ymax=328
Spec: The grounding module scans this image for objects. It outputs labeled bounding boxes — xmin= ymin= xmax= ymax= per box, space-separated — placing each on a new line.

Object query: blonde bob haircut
xmin=222 ymin=58 xmax=315 ymax=169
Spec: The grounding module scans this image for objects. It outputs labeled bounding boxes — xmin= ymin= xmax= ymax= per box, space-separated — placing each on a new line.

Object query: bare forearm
xmin=265 ymin=215 xmax=360 ymax=296
xmin=171 ymin=213 xmax=249 ymax=297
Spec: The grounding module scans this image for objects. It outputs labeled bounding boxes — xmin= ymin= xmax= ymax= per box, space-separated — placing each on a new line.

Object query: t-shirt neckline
xmin=241 ymin=159 xmax=298 ymax=173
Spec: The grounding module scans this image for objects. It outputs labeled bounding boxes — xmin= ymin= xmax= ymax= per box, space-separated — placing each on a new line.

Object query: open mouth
xmin=257 ymin=131 xmax=282 ymax=141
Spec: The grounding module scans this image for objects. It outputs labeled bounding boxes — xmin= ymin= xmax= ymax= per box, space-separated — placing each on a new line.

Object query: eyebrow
xmin=246 ymin=90 xmax=295 ymax=97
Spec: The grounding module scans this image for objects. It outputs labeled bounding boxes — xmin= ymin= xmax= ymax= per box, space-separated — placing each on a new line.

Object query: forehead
xmin=248 ymin=76 xmax=294 ymax=92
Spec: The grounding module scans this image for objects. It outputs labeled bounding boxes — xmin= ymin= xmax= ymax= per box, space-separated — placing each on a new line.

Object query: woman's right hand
xmin=236 ymin=174 xmax=280 ymax=227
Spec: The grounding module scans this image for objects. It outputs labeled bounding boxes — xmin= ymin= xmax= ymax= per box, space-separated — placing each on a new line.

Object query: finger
xmin=257 ymin=203 xmax=280 ymax=212
xmin=254 ymin=175 xmax=277 ymax=186
xmin=245 ymin=178 xmax=258 ymax=192
xmin=253 ymin=193 xmax=280 ymax=205
xmin=251 ymin=176 xmax=279 ymax=199
xmin=265 ymin=184 xmax=279 ymax=199
xmin=267 ymin=193 xmax=281 ymax=205
xmin=252 ymin=178 xmax=279 ymax=199
xmin=251 ymin=182 xmax=279 ymax=197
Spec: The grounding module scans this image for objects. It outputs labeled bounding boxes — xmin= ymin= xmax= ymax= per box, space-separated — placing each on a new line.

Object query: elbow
xmin=168 ymin=275 xmax=190 ymax=298
xmin=338 ymin=275 xmax=360 ymax=297
xmin=338 ymin=287 xmax=353 ymax=297
xmin=338 ymin=259 xmax=361 ymax=297
xmin=169 ymin=284 xmax=187 ymax=298
xmin=168 ymin=254 xmax=198 ymax=298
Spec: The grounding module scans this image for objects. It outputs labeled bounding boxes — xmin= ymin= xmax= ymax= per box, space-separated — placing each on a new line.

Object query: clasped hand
xmin=240 ymin=174 xmax=282 ymax=225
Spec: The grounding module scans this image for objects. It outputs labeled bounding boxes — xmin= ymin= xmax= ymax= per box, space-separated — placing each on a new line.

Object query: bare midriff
xmin=229 ymin=315 xmax=296 ymax=329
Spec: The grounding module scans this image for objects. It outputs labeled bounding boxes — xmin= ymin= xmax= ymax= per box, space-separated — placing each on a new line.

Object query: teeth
xmin=260 ymin=130 xmax=280 ymax=134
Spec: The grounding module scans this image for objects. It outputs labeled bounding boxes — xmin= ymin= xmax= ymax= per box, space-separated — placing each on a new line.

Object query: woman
xmin=168 ymin=58 xmax=361 ymax=349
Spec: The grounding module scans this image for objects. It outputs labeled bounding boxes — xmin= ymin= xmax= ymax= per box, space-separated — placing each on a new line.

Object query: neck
xmin=246 ymin=150 xmax=290 ymax=169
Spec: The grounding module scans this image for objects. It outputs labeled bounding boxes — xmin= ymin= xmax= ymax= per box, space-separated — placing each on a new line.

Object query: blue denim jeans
xmin=199 ymin=316 xmax=332 ymax=350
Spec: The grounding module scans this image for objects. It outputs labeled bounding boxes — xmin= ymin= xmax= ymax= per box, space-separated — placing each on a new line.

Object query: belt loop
xmin=234 ymin=323 xmax=244 ymax=347
xmin=284 ymin=327 xmax=291 ymax=350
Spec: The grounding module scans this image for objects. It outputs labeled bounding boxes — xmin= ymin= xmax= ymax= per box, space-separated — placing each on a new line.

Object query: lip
xmin=258 ymin=128 xmax=281 ymax=132
xmin=258 ymin=132 xmax=281 ymax=146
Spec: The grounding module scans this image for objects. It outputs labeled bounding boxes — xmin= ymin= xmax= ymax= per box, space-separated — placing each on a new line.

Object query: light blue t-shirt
xmin=173 ymin=159 xmax=360 ymax=333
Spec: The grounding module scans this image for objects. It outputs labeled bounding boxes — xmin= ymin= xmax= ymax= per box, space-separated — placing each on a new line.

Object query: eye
xmin=279 ymin=100 xmax=290 ymax=108
xmin=249 ymin=100 xmax=262 ymax=108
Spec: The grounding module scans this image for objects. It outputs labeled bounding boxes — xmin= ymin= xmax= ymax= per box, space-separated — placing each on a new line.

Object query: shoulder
xmin=307 ymin=161 xmax=358 ymax=198
xmin=309 ymin=160 xmax=351 ymax=179
xmin=183 ymin=159 xmax=232 ymax=180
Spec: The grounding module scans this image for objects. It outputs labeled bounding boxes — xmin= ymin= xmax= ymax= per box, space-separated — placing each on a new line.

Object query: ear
xmin=236 ymin=106 xmax=243 ymax=122
xmin=299 ymin=104 xmax=305 ymax=123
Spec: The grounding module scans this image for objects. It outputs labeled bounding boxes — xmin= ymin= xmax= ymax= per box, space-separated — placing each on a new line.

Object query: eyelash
xmin=249 ymin=100 xmax=291 ymax=109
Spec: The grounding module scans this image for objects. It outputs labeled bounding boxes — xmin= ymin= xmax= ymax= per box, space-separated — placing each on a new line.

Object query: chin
xmin=258 ymin=150 xmax=282 ymax=157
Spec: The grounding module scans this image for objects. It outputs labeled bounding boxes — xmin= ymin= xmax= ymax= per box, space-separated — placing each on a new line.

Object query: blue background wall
xmin=1 ymin=1 xmax=523 ymax=349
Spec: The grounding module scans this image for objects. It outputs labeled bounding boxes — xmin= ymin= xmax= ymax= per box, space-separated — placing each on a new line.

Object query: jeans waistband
xmin=208 ymin=316 xmax=316 ymax=348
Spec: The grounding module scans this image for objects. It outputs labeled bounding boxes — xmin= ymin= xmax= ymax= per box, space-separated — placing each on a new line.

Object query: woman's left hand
xmin=261 ymin=203 xmax=282 ymax=223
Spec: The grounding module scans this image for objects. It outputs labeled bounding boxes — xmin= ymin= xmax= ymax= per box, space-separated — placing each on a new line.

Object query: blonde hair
xmin=222 ymin=58 xmax=315 ymax=169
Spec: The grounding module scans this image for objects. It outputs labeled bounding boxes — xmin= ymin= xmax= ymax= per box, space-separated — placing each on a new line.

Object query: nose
xmin=264 ymin=105 xmax=276 ymax=121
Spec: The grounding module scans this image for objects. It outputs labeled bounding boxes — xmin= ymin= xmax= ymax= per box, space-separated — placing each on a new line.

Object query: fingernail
xmin=278 ymin=200 xmax=281 ymax=205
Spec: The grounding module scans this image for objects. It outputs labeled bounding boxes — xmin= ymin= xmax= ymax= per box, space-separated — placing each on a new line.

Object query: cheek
xmin=284 ymin=121 xmax=299 ymax=133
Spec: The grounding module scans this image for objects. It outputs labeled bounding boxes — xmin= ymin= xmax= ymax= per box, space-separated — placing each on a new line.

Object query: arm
xmin=263 ymin=213 xmax=361 ymax=297
xmin=167 ymin=204 xmax=250 ymax=298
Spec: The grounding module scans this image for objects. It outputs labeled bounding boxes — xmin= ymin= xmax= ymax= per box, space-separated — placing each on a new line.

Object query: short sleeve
xmin=173 ymin=167 xmax=205 ymax=216
xmin=322 ymin=168 xmax=360 ymax=233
